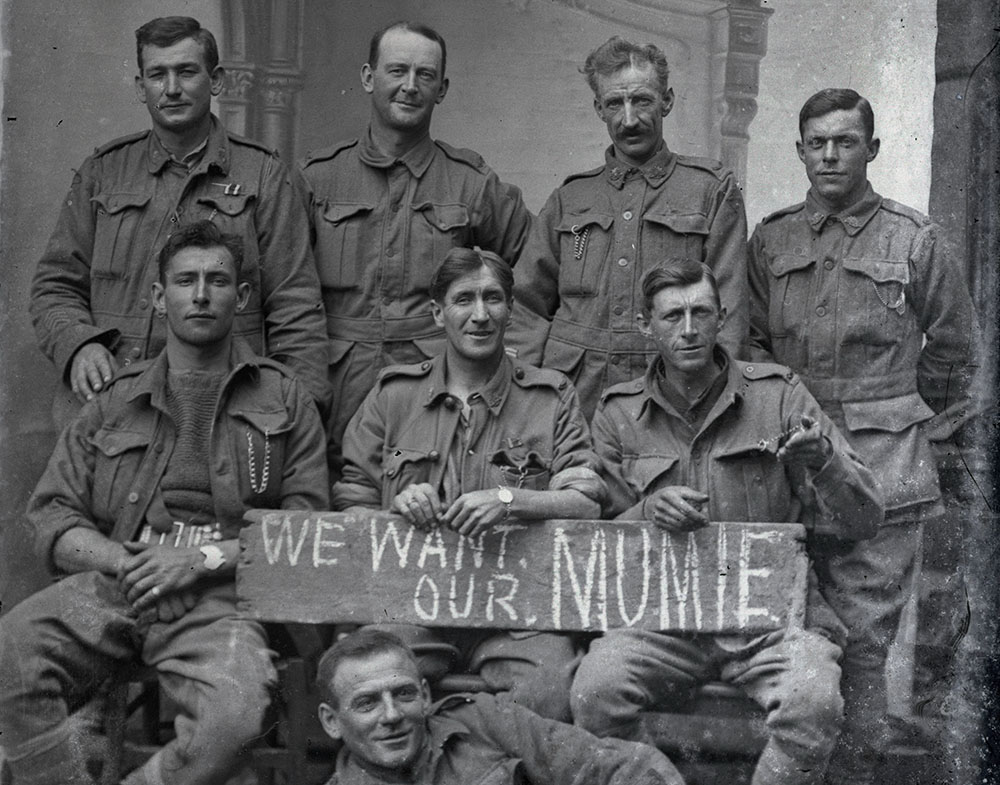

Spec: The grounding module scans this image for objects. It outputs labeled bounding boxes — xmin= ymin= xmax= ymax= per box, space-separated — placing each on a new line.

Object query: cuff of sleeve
xmin=809 ymin=440 xmax=846 ymax=488
xmin=54 ymin=327 xmax=120 ymax=384
xmin=549 ymin=466 xmax=607 ymax=504
xmin=331 ymin=483 xmax=381 ymax=511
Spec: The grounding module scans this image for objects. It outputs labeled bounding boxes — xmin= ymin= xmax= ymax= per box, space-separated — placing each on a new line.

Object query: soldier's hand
xmin=70 ymin=343 xmax=117 ymax=403
xmin=441 ymin=489 xmax=507 ymax=538
xmin=154 ymin=590 xmax=198 ymax=623
xmin=777 ymin=415 xmax=832 ymax=471
xmin=646 ymin=486 xmax=709 ymax=533
xmin=391 ymin=483 xmax=443 ymax=530
xmin=119 ymin=542 xmax=203 ymax=611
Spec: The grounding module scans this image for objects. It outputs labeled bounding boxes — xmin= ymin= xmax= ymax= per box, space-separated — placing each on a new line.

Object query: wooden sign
xmin=237 ymin=511 xmax=808 ymax=634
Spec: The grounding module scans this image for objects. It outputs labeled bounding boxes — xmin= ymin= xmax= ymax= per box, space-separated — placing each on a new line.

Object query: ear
xmin=210 ymin=65 xmax=225 ymax=97
xmin=430 ymin=299 xmax=444 ymax=329
xmin=134 ymin=74 xmax=147 ymax=104
xmin=419 ymin=678 xmax=432 ymax=708
xmin=716 ymin=306 xmax=728 ymax=333
xmin=661 ymin=86 xmax=674 ymax=117
xmin=435 ymin=76 xmax=449 ymax=105
xmin=361 ymin=63 xmax=375 ymax=94
xmin=593 ymin=97 xmax=605 ymax=122
xmin=795 ymin=139 xmax=806 ymax=164
xmin=151 ymin=281 xmax=166 ymax=317
xmin=317 ymin=702 xmax=343 ymax=742
xmin=866 ymin=136 xmax=880 ymax=162
xmin=235 ymin=281 xmax=251 ymax=313
xmin=636 ymin=311 xmax=652 ymax=338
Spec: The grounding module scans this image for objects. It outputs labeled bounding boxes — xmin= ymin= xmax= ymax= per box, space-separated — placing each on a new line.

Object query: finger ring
xmin=151 ymin=586 xmax=161 ymax=597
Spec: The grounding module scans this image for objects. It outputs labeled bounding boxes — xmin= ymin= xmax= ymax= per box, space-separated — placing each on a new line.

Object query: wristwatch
xmin=497 ymin=487 xmax=513 ymax=520
xmin=199 ymin=544 xmax=227 ymax=571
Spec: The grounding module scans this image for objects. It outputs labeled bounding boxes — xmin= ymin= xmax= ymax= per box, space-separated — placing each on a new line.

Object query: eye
xmin=352 ymin=697 xmax=377 ymax=712
xmin=396 ymin=685 xmax=420 ymax=701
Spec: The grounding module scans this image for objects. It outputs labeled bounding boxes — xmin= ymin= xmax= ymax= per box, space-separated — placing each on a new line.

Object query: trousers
xmin=0 ymin=572 xmax=276 ymax=785
xmin=572 ymin=627 xmax=844 ymax=785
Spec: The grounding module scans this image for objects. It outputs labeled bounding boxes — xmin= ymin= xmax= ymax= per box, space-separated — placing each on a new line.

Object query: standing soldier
xmin=302 ymin=21 xmax=531 ymax=474
xmin=747 ymin=88 xmax=980 ymax=785
xmin=508 ymin=36 xmax=748 ymax=418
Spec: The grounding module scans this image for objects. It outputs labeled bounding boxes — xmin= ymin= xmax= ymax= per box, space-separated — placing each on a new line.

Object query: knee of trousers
xmin=571 ymin=653 xmax=649 ymax=736
xmin=765 ymin=674 xmax=844 ymax=765
xmin=170 ymin=681 xmax=272 ymax=765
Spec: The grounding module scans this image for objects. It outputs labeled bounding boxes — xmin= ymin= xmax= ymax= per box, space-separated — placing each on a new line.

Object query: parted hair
xmin=799 ymin=88 xmax=875 ymax=142
xmin=135 ymin=16 xmax=219 ymax=72
xmin=368 ymin=21 xmax=448 ymax=78
xmin=156 ymin=220 xmax=244 ymax=283
xmin=641 ymin=259 xmax=721 ymax=314
xmin=429 ymin=247 xmax=513 ymax=303
xmin=583 ymin=36 xmax=670 ymax=99
xmin=316 ymin=629 xmax=421 ymax=708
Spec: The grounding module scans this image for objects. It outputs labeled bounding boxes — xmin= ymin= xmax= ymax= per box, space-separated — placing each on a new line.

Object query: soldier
xmin=507 ymin=36 xmax=749 ymax=418
xmin=747 ymin=88 xmax=981 ymax=784
xmin=302 ymin=21 xmax=531 ymax=474
xmin=573 ymin=260 xmax=882 ymax=785
xmin=31 ymin=16 xmax=330 ymax=426
xmin=0 ymin=221 xmax=328 ymax=785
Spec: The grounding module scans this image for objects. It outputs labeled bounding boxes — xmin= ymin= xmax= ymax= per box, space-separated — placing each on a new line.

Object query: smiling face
xmin=152 ymin=245 xmax=250 ymax=354
xmin=594 ymin=62 xmax=673 ymax=167
xmin=319 ymin=650 xmax=431 ymax=777
xmin=638 ymin=277 xmax=726 ymax=386
xmin=797 ymin=108 xmax=879 ymax=213
xmin=134 ymin=36 xmax=222 ymax=145
xmin=362 ymin=27 xmax=448 ymax=140
xmin=431 ymin=266 xmax=512 ymax=367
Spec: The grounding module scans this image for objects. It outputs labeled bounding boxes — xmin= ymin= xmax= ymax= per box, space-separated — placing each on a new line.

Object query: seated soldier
xmin=315 ymin=628 xmax=684 ymax=785
xmin=0 ymin=221 xmax=328 ymax=785
xmin=572 ymin=260 xmax=883 ymax=785
xmin=333 ymin=247 xmax=606 ymax=721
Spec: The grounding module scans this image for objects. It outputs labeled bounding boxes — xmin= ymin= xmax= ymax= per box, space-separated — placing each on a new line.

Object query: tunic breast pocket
xmin=766 ymin=252 xmax=816 ymax=367
xmin=89 ymin=425 xmax=152 ymax=520
xmin=623 ymin=454 xmax=681 ymax=500
xmin=713 ymin=441 xmax=791 ymax=523
xmin=641 ymin=209 xmax=710 ymax=265
xmin=555 ymin=212 xmax=614 ymax=297
xmin=317 ymin=202 xmax=375 ymax=290
xmin=489 ymin=446 xmax=552 ymax=491
xmin=840 ymin=256 xmax=910 ymax=343
xmin=412 ymin=202 xmax=471 ymax=284
xmin=91 ymin=191 xmax=153 ymax=279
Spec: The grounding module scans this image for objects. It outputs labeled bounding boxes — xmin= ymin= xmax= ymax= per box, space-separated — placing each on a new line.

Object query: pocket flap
xmin=715 ymin=433 xmax=774 ymax=458
xmin=624 ymin=454 xmax=681 ymax=494
xmin=643 ymin=210 xmax=710 ymax=234
xmin=384 ymin=447 xmax=435 ymax=479
xmin=196 ymin=191 xmax=256 ymax=217
xmin=414 ymin=203 xmax=470 ymax=231
xmin=842 ymin=257 xmax=910 ymax=284
xmin=92 ymin=191 xmax=152 ymax=215
xmin=322 ymin=202 xmax=374 ymax=224
xmin=768 ymin=252 xmax=815 ymax=278
xmin=556 ymin=212 xmax=614 ymax=233
xmin=90 ymin=426 xmax=151 ymax=457
xmin=328 ymin=338 xmax=353 ymax=366
xmin=233 ymin=409 xmax=292 ymax=435
xmin=541 ymin=339 xmax=586 ymax=374
xmin=843 ymin=393 xmax=934 ymax=433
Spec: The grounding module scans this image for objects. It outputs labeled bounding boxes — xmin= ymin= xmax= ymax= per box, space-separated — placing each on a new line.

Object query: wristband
xmin=199 ymin=544 xmax=227 ymax=571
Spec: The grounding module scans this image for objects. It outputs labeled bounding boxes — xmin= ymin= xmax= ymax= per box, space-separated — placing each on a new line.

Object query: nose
xmin=821 ymin=139 xmax=838 ymax=162
xmin=622 ymin=101 xmax=640 ymax=128
xmin=380 ymin=696 xmax=403 ymax=724
xmin=470 ymin=296 xmax=489 ymax=322
xmin=681 ymin=309 xmax=696 ymax=336
xmin=192 ymin=276 xmax=209 ymax=303
xmin=164 ymin=71 xmax=182 ymax=96
xmin=402 ymin=68 xmax=418 ymax=93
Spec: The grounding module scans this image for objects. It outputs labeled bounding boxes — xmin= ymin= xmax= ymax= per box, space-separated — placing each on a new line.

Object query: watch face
xmin=498 ymin=487 xmax=514 ymax=504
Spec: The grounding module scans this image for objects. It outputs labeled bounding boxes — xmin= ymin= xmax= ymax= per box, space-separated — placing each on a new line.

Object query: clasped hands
xmin=392 ymin=483 xmax=507 ymax=538
xmin=117 ymin=542 xmax=202 ymax=624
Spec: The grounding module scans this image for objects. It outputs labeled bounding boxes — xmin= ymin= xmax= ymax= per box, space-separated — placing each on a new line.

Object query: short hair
xmin=429 ymin=248 xmax=513 ymax=304
xmin=799 ymin=88 xmax=875 ymax=142
xmin=368 ymin=21 xmax=447 ymax=79
xmin=641 ymin=259 xmax=721 ymax=315
xmin=135 ymin=17 xmax=219 ymax=73
xmin=156 ymin=220 xmax=244 ymax=283
xmin=583 ymin=36 xmax=670 ymax=99
xmin=316 ymin=629 xmax=420 ymax=708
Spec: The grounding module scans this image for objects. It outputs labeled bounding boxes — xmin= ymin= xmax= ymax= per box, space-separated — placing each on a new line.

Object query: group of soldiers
xmin=0 ymin=14 xmax=983 ymax=785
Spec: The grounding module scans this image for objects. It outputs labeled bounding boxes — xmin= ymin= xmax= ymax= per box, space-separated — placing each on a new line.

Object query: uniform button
xmin=428 ymin=450 xmax=440 ymax=462
xmin=467 ymin=449 xmax=475 ymax=455
xmin=617 ymin=257 xmax=628 ymax=267
xmin=154 ymin=442 xmax=164 ymax=454
xmin=816 ymin=306 xmax=827 ymax=317
xmin=745 ymin=365 xmax=755 ymax=373
xmin=139 ymin=298 xmax=149 ymax=310
xmin=127 ymin=492 xmax=139 ymax=504
xmin=613 ymin=305 xmax=624 ymax=315
xmin=129 ymin=347 xmax=142 ymax=359
xmin=444 ymin=396 xmax=458 ymax=411
xmin=386 ymin=249 xmax=395 ymax=258
xmin=823 ymin=259 xmax=835 ymax=270
xmin=623 ymin=210 xmax=633 ymax=220
xmin=387 ymin=469 xmax=396 ymax=478
xmin=514 ymin=367 xmax=525 ymax=379
xmin=421 ymin=362 xmax=431 ymax=370
xmin=391 ymin=203 xmax=400 ymax=212
xmin=611 ymin=355 xmax=621 ymax=365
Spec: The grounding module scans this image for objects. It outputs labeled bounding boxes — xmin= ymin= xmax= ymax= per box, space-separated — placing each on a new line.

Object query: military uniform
xmin=333 ymin=354 xmax=604 ymax=721
xmin=31 ymin=116 xmax=330 ymax=420
xmin=747 ymin=185 xmax=980 ymax=784
xmin=325 ymin=692 xmax=683 ymax=785
xmin=572 ymin=350 xmax=882 ymax=785
xmin=507 ymin=144 xmax=749 ymax=418
xmin=0 ymin=339 xmax=328 ymax=785
xmin=301 ymin=132 xmax=531 ymax=471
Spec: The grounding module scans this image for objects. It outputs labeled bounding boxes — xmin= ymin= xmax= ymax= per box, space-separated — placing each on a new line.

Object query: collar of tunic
xmin=603 ymin=141 xmax=675 ymax=189
xmin=144 ymin=114 xmax=230 ymax=176
xmin=804 ymin=183 xmax=882 ymax=235
xmin=359 ymin=128 xmax=436 ymax=178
